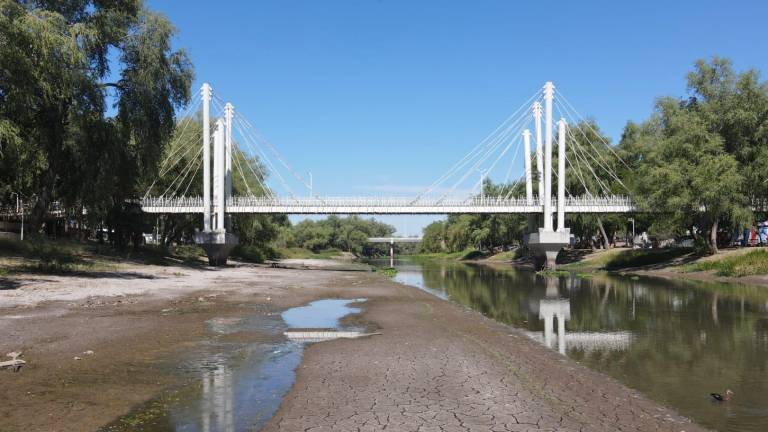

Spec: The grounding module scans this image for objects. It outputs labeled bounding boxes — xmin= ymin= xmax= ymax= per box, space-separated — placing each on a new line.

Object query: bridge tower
xmin=526 ymin=82 xmax=571 ymax=270
xmin=195 ymin=83 xmax=239 ymax=265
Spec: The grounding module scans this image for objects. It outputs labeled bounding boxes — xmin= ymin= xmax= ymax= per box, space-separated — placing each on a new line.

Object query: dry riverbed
xmin=1 ymin=260 xmax=705 ymax=431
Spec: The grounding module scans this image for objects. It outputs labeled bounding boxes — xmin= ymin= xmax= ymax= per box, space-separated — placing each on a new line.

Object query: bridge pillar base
xmin=195 ymin=231 xmax=239 ymax=266
xmin=527 ymin=228 xmax=570 ymax=271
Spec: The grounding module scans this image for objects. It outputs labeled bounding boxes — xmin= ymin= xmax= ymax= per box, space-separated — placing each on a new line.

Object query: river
xmin=375 ymin=258 xmax=768 ymax=432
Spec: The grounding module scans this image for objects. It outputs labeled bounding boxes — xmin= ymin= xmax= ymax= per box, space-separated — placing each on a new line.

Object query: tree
xmin=0 ymin=1 xmax=193 ymax=234
xmin=633 ymin=98 xmax=748 ymax=253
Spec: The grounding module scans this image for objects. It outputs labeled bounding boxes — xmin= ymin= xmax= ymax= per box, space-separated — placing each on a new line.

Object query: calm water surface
xmin=379 ymin=258 xmax=768 ymax=432
xmin=102 ymin=299 xmax=363 ymax=432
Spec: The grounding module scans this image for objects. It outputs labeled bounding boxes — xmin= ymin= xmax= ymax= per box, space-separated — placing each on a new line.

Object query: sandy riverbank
xmin=1 ymin=259 xmax=705 ymax=431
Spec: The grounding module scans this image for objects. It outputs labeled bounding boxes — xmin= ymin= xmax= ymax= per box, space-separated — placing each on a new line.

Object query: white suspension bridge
xmin=140 ymin=81 xmax=636 ymax=267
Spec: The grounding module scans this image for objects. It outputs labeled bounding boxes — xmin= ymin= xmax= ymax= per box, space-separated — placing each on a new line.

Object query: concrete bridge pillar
xmin=224 ymin=103 xmax=234 ymax=231
xmin=202 ymin=83 xmax=212 ymax=232
xmin=526 ymin=82 xmax=570 ymax=270
xmin=195 ymin=86 xmax=239 ymax=266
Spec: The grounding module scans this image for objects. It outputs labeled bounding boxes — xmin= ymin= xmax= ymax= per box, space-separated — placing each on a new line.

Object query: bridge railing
xmin=138 ymin=195 xmax=635 ymax=207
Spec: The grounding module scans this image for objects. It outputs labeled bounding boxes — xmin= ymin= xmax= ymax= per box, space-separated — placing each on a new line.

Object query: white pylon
xmin=523 ymin=129 xmax=533 ymax=204
xmin=543 ymin=82 xmax=555 ymax=231
xmin=224 ymin=103 xmax=234 ymax=202
xmin=557 ymin=118 xmax=567 ymax=232
xmin=532 ymin=102 xmax=544 ymax=204
xmin=202 ymin=83 xmax=212 ymax=232
xmin=214 ymin=119 xmax=226 ymax=232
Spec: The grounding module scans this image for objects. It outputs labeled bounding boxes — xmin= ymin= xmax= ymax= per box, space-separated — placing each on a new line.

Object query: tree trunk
xmin=596 ymin=216 xmax=611 ymax=250
xmin=709 ymin=219 xmax=719 ymax=254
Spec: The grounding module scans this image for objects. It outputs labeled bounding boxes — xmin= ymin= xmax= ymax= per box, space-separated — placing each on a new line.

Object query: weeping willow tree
xmin=0 ymin=1 xmax=193 ymax=240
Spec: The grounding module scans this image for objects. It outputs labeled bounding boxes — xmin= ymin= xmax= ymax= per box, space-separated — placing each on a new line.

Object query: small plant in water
xmin=377 ymin=267 xmax=398 ymax=278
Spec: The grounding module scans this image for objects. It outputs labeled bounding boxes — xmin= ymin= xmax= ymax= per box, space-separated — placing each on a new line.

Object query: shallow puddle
xmin=100 ymin=298 xmax=364 ymax=431
xmin=282 ymin=298 xmax=365 ymax=328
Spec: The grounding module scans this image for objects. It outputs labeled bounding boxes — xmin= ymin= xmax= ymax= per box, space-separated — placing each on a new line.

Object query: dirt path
xmin=1 ymin=261 xmax=705 ymax=431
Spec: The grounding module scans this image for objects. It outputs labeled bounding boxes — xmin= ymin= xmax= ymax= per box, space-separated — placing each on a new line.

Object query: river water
xmin=101 ymin=299 xmax=365 ymax=432
xmin=378 ymin=258 xmax=768 ymax=432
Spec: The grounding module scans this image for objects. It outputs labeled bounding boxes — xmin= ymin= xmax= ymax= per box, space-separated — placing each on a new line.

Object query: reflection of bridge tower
xmin=201 ymin=364 xmax=235 ymax=432
xmin=195 ymin=83 xmax=239 ymax=265
xmin=538 ymin=278 xmax=571 ymax=354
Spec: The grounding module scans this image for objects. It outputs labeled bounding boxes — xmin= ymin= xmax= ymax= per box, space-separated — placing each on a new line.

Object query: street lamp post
xmin=628 ymin=217 xmax=635 ymax=247
xmin=10 ymin=192 xmax=23 ymax=241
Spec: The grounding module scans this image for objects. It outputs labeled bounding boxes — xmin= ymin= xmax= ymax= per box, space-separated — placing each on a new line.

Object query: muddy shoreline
xmin=1 ymin=260 xmax=706 ymax=431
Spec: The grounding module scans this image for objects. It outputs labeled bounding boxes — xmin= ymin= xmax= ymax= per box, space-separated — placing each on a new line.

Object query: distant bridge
xmin=367 ymin=237 xmax=423 ymax=243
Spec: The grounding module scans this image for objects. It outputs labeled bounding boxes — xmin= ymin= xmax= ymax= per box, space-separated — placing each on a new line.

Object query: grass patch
xmin=231 ymin=245 xmax=267 ymax=263
xmin=681 ymin=249 xmax=768 ymax=277
xmin=408 ymin=248 xmax=486 ymax=261
xmin=376 ymin=267 xmax=398 ymax=277
xmin=604 ymin=248 xmax=692 ymax=270
xmin=486 ymin=249 xmax=523 ymax=262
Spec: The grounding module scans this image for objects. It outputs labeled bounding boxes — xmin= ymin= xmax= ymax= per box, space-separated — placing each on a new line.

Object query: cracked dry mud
xmin=265 ymin=273 xmax=705 ymax=432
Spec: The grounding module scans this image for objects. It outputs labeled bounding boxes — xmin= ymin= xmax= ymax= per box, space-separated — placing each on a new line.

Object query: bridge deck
xmin=138 ymin=196 xmax=637 ymax=214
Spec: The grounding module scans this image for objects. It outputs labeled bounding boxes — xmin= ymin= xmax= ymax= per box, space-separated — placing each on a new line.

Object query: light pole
xmin=10 ymin=192 xmax=23 ymax=241
xmin=628 ymin=217 xmax=635 ymax=247
xmin=478 ymin=169 xmax=486 ymax=202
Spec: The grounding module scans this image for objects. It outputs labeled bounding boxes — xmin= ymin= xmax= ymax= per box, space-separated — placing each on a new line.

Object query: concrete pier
xmin=195 ymin=231 xmax=239 ymax=266
xmin=527 ymin=228 xmax=570 ymax=270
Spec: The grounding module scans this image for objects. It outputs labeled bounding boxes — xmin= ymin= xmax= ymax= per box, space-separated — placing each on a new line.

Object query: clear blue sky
xmin=149 ymin=0 xmax=768 ymax=235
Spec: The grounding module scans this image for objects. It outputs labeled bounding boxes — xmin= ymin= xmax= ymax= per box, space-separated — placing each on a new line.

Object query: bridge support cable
xmin=209 ymin=98 xmax=298 ymax=200
xmin=211 ymin=92 xmax=312 ymax=192
xmin=442 ymin=124 xmax=524 ymax=203
xmin=412 ymin=90 xmax=542 ymax=203
xmin=558 ymin=105 xmax=631 ymax=193
xmin=157 ymin=95 xmax=202 ymax=172
xmin=555 ymin=91 xmax=630 ymax=170
xmin=424 ymin=98 xmax=539 ymax=203
xmin=230 ymin=115 xmax=297 ymax=200
xmin=143 ymin=90 xmax=202 ymax=198
xmin=565 ymin=128 xmax=614 ymax=195
xmin=230 ymin=146 xmax=256 ymax=197
xmin=234 ymin=111 xmax=312 ymax=191
xmin=435 ymin=104 xmax=537 ymax=203
xmin=162 ymin=145 xmax=204 ymax=198
xmin=179 ymin=156 xmax=204 ymax=198
xmin=232 ymin=145 xmax=275 ymax=199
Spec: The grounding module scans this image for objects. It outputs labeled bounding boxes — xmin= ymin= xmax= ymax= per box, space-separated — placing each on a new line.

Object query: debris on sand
xmin=1 ymin=352 xmax=26 ymax=372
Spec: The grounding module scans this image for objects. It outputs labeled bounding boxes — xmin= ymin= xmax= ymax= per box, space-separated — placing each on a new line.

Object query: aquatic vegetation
xmin=377 ymin=267 xmax=398 ymax=277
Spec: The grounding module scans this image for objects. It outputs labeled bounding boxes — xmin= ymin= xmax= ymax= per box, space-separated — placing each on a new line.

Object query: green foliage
xmin=376 ymin=267 xmax=398 ymax=278
xmin=283 ymin=215 xmax=394 ymax=256
xmin=420 ymin=180 xmax=529 ymax=254
xmin=604 ymin=248 xmax=693 ymax=270
xmin=682 ymin=249 xmax=768 ymax=277
xmin=0 ymin=0 xmax=193 ymax=238
xmin=621 ymin=57 xmax=765 ymax=254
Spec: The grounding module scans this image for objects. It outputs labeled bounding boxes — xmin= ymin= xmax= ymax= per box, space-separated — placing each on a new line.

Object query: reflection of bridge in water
xmin=525 ymin=277 xmax=633 ymax=354
xmin=200 ymin=363 xmax=235 ymax=432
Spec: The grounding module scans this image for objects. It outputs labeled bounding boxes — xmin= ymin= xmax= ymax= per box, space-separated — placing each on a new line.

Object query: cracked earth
xmin=264 ymin=273 xmax=706 ymax=432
